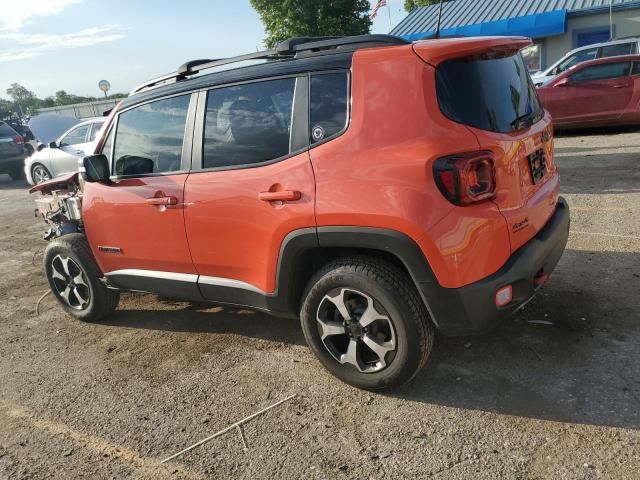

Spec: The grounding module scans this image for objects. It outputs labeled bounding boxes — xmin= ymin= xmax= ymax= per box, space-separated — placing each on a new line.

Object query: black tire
xmin=43 ymin=233 xmax=119 ymax=322
xmin=8 ymin=167 xmax=24 ymax=180
xmin=300 ymin=256 xmax=434 ymax=390
xmin=31 ymin=163 xmax=52 ymax=184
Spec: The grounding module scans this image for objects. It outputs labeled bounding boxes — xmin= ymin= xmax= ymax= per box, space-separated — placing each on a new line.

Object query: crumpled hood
xmin=29 ymin=114 xmax=80 ymax=144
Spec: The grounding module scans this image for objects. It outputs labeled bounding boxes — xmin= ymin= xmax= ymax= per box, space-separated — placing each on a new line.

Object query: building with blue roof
xmin=391 ymin=0 xmax=640 ymax=71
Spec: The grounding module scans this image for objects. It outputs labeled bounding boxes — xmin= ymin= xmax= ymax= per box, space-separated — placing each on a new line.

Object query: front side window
xmin=556 ymin=48 xmax=598 ymax=73
xmin=60 ymin=125 xmax=89 ymax=147
xmin=600 ymin=42 xmax=637 ymax=57
xmin=202 ymin=78 xmax=295 ymax=169
xmin=113 ymin=95 xmax=190 ymax=176
xmin=570 ymin=62 xmax=631 ymax=83
xmin=310 ymin=72 xmax=349 ymax=143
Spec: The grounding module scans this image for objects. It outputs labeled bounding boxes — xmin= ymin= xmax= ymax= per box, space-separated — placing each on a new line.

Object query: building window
xmin=574 ymin=28 xmax=611 ymax=48
xmin=521 ymin=44 xmax=542 ymax=72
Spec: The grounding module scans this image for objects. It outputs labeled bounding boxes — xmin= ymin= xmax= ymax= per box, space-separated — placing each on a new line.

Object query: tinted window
xmin=203 ymin=78 xmax=295 ymax=169
xmin=113 ymin=95 xmax=190 ymax=176
xmin=310 ymin=72 xmax=349 ymax=143
xmin=0 ymin=122 xmax=17 ymax=138
xmin=556 ymin=48 xmax=598 ymax=73
xmin=600 ymin=42 xmax=636 ymax=57
xmin=60 ymin=125 xmax=89 ymax=146
xmin=633 ymin=62 xmax=640 ymax=75
xmin=570 ymin=62 xmax=631 ymax=82
xmin=100 ymin=127 xmax=114 ymax=164
xmin=436 ymin=52 xmax=544 ymax=133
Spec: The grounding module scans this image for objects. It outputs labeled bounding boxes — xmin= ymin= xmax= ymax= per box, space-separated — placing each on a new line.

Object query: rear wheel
xmin=31 ymin=163 xmax=51 ymax=184
xmin=300 ymin=256 xmax=434 ymax=390
xmin=44 ymin=234 xmax=119 ymax=322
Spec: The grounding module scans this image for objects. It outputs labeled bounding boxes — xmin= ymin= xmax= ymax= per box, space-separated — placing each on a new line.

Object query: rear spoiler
xmin=412 ymin=36 xmax=532 ymax=66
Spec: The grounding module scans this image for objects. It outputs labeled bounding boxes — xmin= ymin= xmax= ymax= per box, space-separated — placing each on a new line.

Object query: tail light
xmin=433 ymin=151 xmax=496 ymax=206
xmin=12 ymin=135 xmax=24 ymax=145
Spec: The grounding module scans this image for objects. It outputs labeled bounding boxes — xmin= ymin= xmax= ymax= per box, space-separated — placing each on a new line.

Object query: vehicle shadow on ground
xmin=102 ymin=301 xmax=307 ymax=346
xmin=393 ymin=248 xmax=640 ymax=431
xmin=0 ymin=176 xmax=29 ymax=190
xmin=555 ymin=125 xmax=640 ymax=138
xmin=102 ymin=249 xmax=640 ymax=430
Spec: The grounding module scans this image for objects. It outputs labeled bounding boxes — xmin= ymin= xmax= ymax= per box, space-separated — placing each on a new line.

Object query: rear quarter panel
xmin=310 ymin=45 xmax=511 ymax=288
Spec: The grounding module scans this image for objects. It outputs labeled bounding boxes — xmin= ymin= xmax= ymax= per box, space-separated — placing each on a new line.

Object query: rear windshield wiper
xmin=511 ymin=111 xmax=537 ymax=130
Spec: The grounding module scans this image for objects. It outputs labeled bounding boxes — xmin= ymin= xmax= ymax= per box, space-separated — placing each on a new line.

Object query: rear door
xmin=82 ymin=93 xmax=200 ymax=298
xmin=184 ymin=75 xmax=316 ymax=298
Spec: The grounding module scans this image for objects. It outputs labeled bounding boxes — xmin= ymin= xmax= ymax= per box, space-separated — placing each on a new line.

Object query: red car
xmin=537 ymin=54 xmax=640 ymax=129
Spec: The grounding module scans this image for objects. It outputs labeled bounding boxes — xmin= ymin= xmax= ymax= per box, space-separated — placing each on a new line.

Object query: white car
xmin=532 ymin=37 xmax=640 ymax=86
xmin=25 ymin=118 xmax=105 ymax=185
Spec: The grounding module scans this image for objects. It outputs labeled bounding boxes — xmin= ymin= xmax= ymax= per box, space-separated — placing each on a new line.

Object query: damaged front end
xmin=30 ymin=172 xmax=84 ymax=240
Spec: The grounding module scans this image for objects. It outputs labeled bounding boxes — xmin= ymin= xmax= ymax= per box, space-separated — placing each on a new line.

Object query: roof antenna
xmin=434 ymin=0 xmax=444 ymax=39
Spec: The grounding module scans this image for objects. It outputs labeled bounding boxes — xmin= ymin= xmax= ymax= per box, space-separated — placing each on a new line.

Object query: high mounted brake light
xmin=433 ymin=151 xmax=496 ymax=206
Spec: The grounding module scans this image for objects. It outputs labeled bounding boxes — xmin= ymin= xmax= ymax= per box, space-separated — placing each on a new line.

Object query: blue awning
xmin=400 ymin=9 xmax=567 ymax=42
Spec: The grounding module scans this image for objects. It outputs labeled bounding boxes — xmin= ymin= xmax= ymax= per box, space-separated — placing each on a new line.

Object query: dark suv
xmin=31 ymin=35 xmax=569 ymax=390
xmin=0 ymin=121 xmax=26 ymax=180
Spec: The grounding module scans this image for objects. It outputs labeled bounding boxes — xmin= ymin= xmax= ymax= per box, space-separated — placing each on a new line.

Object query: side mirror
xmin=115 ymin=155 xmax=154 ymax=177
xmin=83 ymin=154 xmax=111 ymax=183
xmin=48 ymin=141 xmax=59 ymax=149
xmin=555 ymin=78 xmax=571 ymax=87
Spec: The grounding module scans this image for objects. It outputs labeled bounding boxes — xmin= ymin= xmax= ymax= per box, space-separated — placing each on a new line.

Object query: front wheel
xmin=300 ymin=257 xmax=434 ymax=390
xmin=31 ymin=163 xmax=51 ymax=184
xmin=44 ymin=234 xmax=119 ymax=322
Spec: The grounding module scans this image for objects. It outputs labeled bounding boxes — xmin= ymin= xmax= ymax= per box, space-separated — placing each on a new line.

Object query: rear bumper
xmin=421 ymin=197 xmax=570 ymax=336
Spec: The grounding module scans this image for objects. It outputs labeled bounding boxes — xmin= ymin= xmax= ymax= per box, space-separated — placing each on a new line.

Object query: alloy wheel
xmin=50 ymin=254 xmax=90 ymax=310
xmin=316 ymin=288 xmax=397 ymax=373
xmin=33 ymin=165 xmax=51 ymax=184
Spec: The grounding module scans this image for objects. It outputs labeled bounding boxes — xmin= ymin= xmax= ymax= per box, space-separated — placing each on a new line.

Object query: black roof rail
xmin=130 ymin=35 xmax=409 ymax=95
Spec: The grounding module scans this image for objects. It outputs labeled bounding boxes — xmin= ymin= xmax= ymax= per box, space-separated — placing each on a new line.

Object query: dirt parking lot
xmin=0 ymin=130 xmax=639 ymax=479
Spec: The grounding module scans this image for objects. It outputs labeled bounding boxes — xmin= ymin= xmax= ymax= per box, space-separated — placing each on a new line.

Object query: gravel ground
xmin=0 ymin=130 xmax=639 ymax=479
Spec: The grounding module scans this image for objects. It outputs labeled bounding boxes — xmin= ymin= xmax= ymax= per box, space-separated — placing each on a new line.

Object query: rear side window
xmin=436 ymin=52 xmax=544 ymax=133
xmin=570 ymin=62 xmax=631 ymax=82
xmin=600 ymin=42 xmax=637 ymax=57
xmin=113 ymin=95 xmax=190 ymax=176
xmin=202 ymin=78 xmax=295 ymax=169
xmin=0 ymin=122 xmax=17 ymax=138
xmin=310 ymin=72 xmax=349 ymax=143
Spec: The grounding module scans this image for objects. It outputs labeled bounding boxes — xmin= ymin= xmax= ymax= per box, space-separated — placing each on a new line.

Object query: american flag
xmin=370 ymin=0 xmax=387 ymax=19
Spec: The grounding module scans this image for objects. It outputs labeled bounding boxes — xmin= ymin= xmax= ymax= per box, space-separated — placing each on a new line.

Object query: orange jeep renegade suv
xmin=32 ymin=35 xmax=569 ymax=390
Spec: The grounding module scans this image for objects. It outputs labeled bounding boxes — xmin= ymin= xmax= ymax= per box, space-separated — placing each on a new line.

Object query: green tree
xmin=250 ymin=0 xmax=371 ymax=49
xmin=404 ymin=0 xmax=449 ymax=12
xmin=6 ymin=83 xmax=37 ymax=115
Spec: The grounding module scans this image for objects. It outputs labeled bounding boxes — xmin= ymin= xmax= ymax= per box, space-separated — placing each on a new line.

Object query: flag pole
xmin=387 ymin=1 xmax=392 ymax=31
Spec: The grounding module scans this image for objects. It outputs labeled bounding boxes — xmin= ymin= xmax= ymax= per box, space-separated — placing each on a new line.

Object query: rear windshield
xmin=436 ymin=52 xmax=544 ymax=133
xmin=0 ymin=122 xmax=17 ymax=138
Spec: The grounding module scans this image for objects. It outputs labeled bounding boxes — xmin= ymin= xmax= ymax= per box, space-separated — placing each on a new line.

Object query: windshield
xmin=436 ymin=51 xmax=544 ymax=134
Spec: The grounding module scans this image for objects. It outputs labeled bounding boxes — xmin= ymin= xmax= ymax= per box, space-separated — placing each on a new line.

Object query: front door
xmin=550 ymin=61 xmax=633 ymax=125
xmin=184 ymin=76 xmax=316 ymax=302
xmin=54 ymin=123 xmax=91 ymax=176
xmin=82 ymin=93 xmax=201 ymax=300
